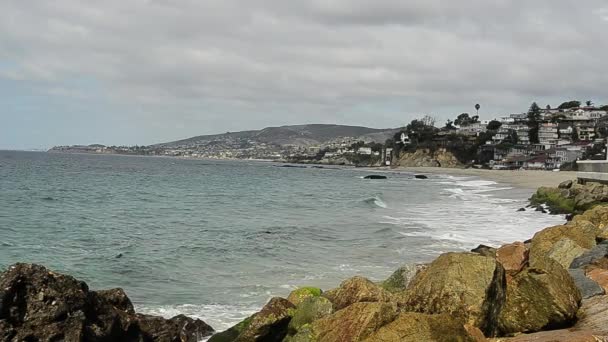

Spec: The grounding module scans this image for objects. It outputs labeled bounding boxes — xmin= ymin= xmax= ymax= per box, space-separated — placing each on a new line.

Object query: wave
xmin=363 ymin=195 xmax=387 ymax=208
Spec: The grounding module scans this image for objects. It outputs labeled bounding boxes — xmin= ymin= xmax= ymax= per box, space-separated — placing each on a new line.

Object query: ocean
xmin=0 ymin=151 xmax=564 ymax=330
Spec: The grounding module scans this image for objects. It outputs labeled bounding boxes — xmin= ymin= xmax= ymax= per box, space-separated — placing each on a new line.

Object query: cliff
xmin=394 ymin=148 xmax=462 ymax=168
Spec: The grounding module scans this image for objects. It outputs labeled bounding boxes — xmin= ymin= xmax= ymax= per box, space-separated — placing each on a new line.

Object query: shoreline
xmin=362 ymin=166 xmax=578 ymax=190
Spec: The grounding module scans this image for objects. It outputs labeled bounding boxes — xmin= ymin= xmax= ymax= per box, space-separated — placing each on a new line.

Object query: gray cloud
xmin=1 ymin=0 xmax=607 ymax=147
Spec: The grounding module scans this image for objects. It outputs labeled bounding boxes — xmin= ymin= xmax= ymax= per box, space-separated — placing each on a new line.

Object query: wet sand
xmin=389 ymin=167 xmax=577 ymax=190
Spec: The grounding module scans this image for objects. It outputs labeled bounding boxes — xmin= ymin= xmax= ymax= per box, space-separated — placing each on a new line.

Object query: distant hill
xmin=155 ymin=124 xmax=399 ymax=148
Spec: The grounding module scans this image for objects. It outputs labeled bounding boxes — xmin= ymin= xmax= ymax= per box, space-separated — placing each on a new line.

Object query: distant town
xmin=50 ymin=100 xmax=608 ymax=170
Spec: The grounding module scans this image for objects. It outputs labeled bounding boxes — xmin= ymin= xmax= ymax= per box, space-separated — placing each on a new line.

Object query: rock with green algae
xmin=362 ymin=312 xmax=479 ymax=342
xmin=208 ymin=297 xmax=295 ymax=342
xmin=400 ymin=252 xmax=502 ymax=332
xmin=380 ymin=264 xmax=427 ymax=293
xmin=497 ymin=258 xmax=581 ymax=335
xmin=288 ymin=302 xmax=398 ymax=342
xmin=287 ymin=287 xmax=323 ymax=307
xmin=528 ymin=222 xmax=598 ymax=269
xmin=530 ymin=186 xmax=576 ymax=214
xmin=323 ymin=276 xmax=393 ymax=311
xmin=286 ymin=296 xmax=333 ymax=337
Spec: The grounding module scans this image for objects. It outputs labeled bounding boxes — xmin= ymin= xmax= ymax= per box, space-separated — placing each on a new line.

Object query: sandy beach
xmin=389 ymin=167 xmax=577 ymax=190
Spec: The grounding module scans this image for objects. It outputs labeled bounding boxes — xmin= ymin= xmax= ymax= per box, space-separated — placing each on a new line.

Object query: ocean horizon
xmin=0 ymin=150 xmax=565 ymax=330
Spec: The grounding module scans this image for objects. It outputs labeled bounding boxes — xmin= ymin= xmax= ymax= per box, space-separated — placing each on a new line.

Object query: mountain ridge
xmin=155 ymin=124 xmax=399 ymax=148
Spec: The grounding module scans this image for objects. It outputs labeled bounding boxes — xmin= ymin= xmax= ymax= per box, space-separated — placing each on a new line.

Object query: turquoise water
xmin=0 ymin=151 xmax=564 ymax=330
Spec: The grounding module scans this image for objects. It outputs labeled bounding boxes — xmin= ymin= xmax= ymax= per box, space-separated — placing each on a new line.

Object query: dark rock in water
xmin=566 ymin=213 xmax=575 ymax=221
xmin=116 ymin=253 xmax=123 ymax=258
xmin=570 ymin=242 xmax=608 ymax=269
xmin=0 ymin=263 xmax=214 ymax=341
xmin=277 ymin=165 xmax=307 ymax=169
xmin=568 ymin=269 xmax=605 ymax=299
xmin=414 ymin=174 xmax=428 ymax=179
xmin=471 ymin=244 xmax=497 ymax=257
xmin=534 ymin=206 xmax=548 ymax=214
xmin=517 ymin=208 xmax=526 ymax=212
xmin=363 ymin=175 xmax=387 ymax=179
xmin=137 ymin=314 xmax=215 ymax=342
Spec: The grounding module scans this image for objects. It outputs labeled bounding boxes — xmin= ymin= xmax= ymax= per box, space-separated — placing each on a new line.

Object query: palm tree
xmin=475 ymin=104 xmax=480 ymax=116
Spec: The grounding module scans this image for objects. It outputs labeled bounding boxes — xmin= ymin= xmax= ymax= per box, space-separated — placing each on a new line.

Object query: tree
xmin=486 ymin=120 xmax=502 ymax=131
xmin=586 ymin=100 xmax=594 ymax=107
xmin=546 ymin=104 xmax=551 ymax=110
xmin=557 ymin=100 xmax=581 ymax=110
xmin=475 ymin=104 xmax=481 ymax=115
xmin=600 ymin=105 xmax=608 ymax=111
xmin=444 ymin=119 xmax=456 ymax=130
xmin=571 ymin=128 xmax=579 ymax=142
xmin=527 ymin=102 xmax=542 ymax=144
xmin=421 ymin=115 xmax=436 ymax=127
xmin=503 ymin=130 xmax=519 ymax=145
xmin=454 ymin=113 xmax=479 ymax=126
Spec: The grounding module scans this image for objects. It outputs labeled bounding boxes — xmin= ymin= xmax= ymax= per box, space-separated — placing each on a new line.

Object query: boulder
xmin=496 ymin=242 xmax=528 ymax=275
xmin=401 ymin=252 xmax=502 ymax=333
xmin=362 ymin=312 xmax=478 ymax=342
xmin=0 ymin=263 xmax=214 ymax=342
xmin=363 ymin=175 xmax=387 ymax=180
xmin=323 ymin=276 xmax=393 ymax=311
xmin=136 ymin=314 xmax=215 ymax=342
xmin=380 ymin=264 xmax=427 ymax=293
xmin=497 ymin=259 xmax=581 ymax=335
xmin=567 ymin=269 xmax=605 ymax=299
xmin=559 ymin=180 xmax=574 ymax=189
xmin=546 ymin=238 xmax=589 ymax=269
xmin=528 ymin=223 xmax=597 ymax=269
xmin=574 ymin=295 xmax=608 ymax=335
xmin=529 ymin=187 xmax=575 ymax=214
xmin=491 ymin=329 xmax=607 ymax=341
xmin=300 ymin=302 xmax=398 ymax=342
xmin=287 ymin=287 xmax=323 ymax=307
xmin=471 ymin=245 xmax=497 ymax=257
xmin=585 ymin=267 xmax=608 ymax=292
xmin=570 ymin=242 xmax=608 ymax=269
xmin=286 ymin=297 xmax=333 ymax=337
xmin=209 ymin=297 xmax=295 ymax=342
xmin=571 ymin=205 xmax=608 ymax=230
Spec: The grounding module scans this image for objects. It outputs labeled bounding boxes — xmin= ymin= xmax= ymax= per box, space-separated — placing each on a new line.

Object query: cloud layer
xmin=1 ymin=0 xmax=607 ymax=148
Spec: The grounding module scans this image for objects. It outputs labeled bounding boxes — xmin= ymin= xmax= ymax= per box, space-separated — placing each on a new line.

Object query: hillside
xmin=155 ymin=124 xmax=398 ymax=148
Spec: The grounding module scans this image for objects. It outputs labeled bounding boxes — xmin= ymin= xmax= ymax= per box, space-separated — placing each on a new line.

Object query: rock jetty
xmin=5 ymin=180 xmax=608 ymax=341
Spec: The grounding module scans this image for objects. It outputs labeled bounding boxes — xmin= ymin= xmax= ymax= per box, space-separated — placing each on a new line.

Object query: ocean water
xmin=0 ymin=151 xmax=564 ymax=331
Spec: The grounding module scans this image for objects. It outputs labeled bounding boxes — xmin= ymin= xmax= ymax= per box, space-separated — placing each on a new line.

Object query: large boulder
xmin=571 ymin=205 xmax=608 ymax=230
xmin=496 ymin=242 xmax=528 ymax=276
xmin=209 ymin=297 xmax=295 ymax=342
xmin=567 ymin=269 xmax=605 ymax=299
xmin=286 ymin=297 xmax=333 ymax=338
xmin=497 ymin=259 xmax=581 ymax=335
xmin=380 ymin=264 xmax=427 ymax=293
xmin=296 ymin=302 xmax=398 ymax=342
xmin=287 ymin=287 xmax=322 ymax=307
xmin=323 ymin=276 xmax=393 ymax=311
xmin=400 ymin=252 xmax=502 ymax=335
xmin=362 ymin=312 xmax=478 ymax=342
xmin=0 ymin=263 xmax=214 ymax=342
xmin=528 ymin=222 xmax=597 ymax=269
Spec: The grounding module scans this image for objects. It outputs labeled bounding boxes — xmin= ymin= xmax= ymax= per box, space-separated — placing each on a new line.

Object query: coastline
xmin=366 ymin=166 xmax=578 ymax=190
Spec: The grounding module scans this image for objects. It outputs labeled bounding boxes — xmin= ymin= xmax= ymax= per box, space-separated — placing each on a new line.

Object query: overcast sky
xmin=1 ymin=1 xmax=607 ymax=149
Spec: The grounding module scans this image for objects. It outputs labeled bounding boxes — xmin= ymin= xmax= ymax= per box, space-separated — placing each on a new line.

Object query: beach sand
xmin=389 ymin=167 xmax=577 ymax=190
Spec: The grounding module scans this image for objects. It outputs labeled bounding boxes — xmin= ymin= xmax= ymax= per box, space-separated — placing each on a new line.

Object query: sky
xmin=1 ymin=1 xmax=608 ymax=150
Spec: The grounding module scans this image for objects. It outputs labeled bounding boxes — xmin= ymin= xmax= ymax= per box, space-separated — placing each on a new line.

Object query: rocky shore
xmin=3 ymin=180 xmax=608 ymax=341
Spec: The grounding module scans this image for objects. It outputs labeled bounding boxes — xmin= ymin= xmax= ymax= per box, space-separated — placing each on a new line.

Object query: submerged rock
xmin=363 ymin=175 xmax=387 ymax=179
xmin=0 ymin=263 xmax=214 ymax=342
xmin=323 ymin=276 xmax=393 ymax=311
